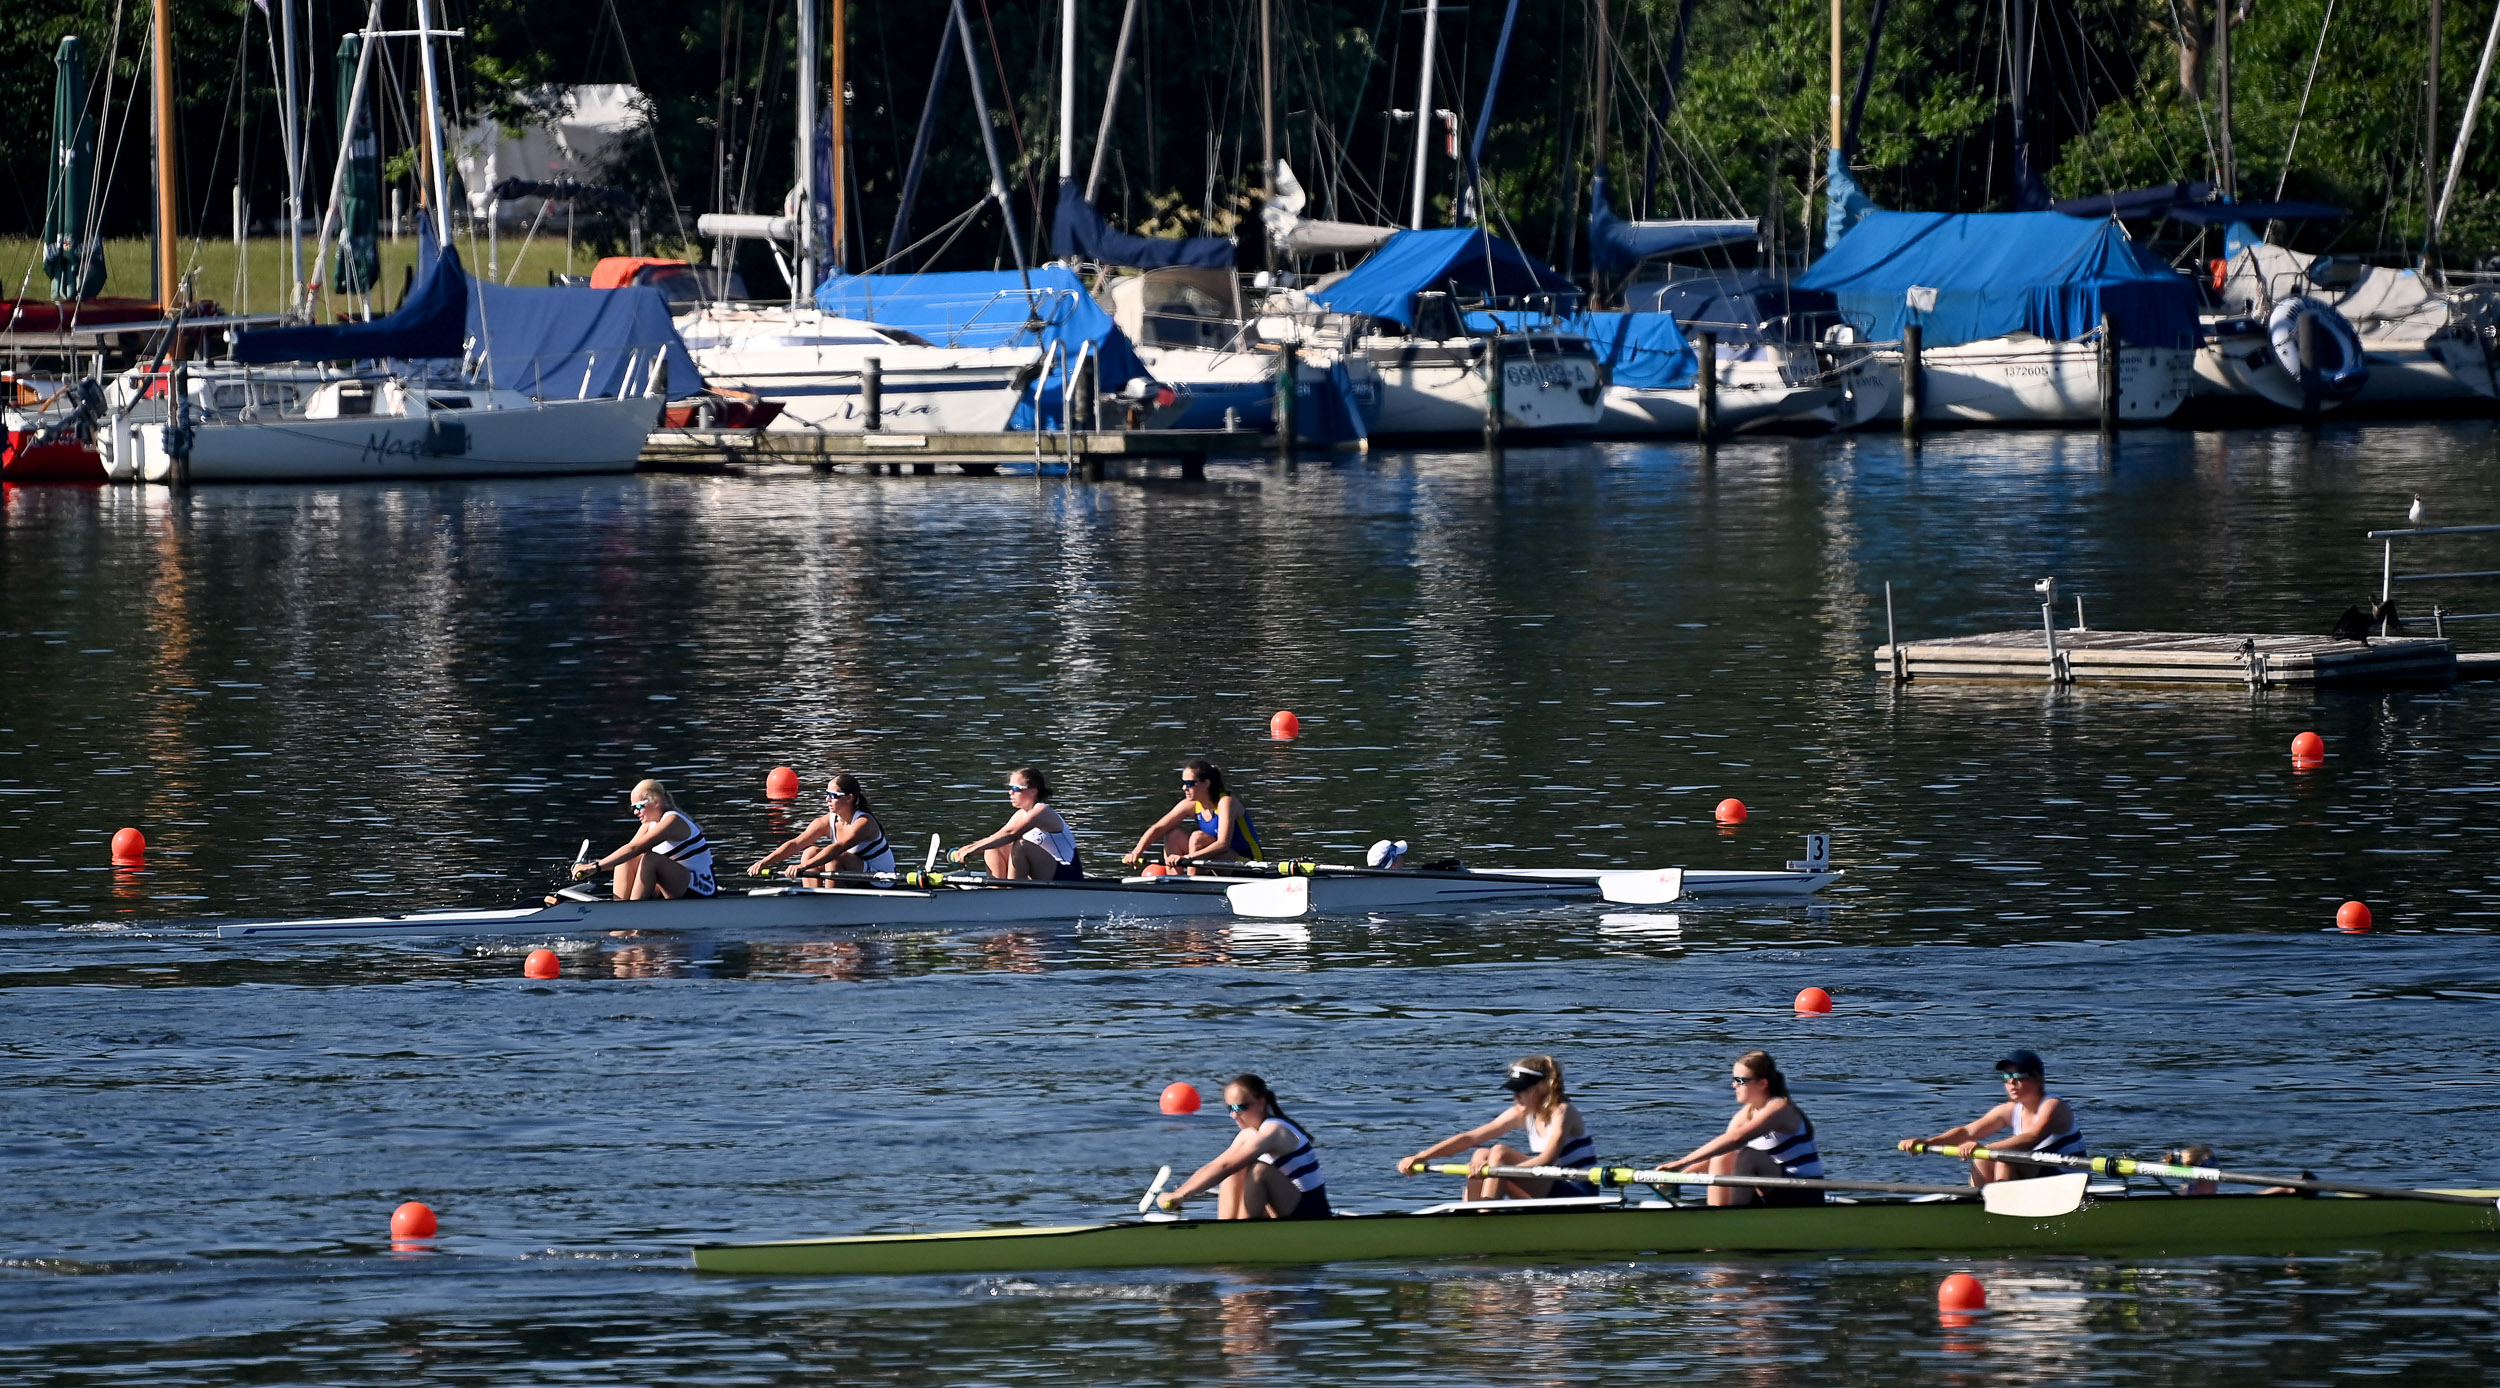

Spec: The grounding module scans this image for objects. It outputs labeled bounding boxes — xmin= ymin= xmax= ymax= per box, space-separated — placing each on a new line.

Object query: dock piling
xmin=1482 ymin=334 xmax=1504 ymax=449
xmin=2298 ymin=310 xmax=2320 ymax=424
xmin=1276 ymin=341 xmax=1298 ymax=457
xmin=1696 ymin=331 xmax=1718 ymax=440
xmin=862 ymin=357 xmax=882 ymax=431
xmin=2097 ymin=311 xmax=2118 ymax=431
xmin=1900 ymin=325 xmax=1924 ymax=437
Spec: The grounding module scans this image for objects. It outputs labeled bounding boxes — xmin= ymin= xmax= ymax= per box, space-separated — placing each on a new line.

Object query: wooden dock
xmin=1874 ymin=630 xmax=2459 ymax=686
xmin=638 ymin=427 xmax=1276 ymax=478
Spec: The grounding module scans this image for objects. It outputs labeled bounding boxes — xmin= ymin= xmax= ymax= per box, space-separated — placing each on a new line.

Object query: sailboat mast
xmin=1830 ymin=0 xmax=1843 ymax=151
xmin=1591 ymin=0 xmax=1608 ymax=179
xmin=280 ymin=0 xmax=304 ymax=313
xmin=796 ymin=0 xmax=818 ymax=302
xmin=1410 ymin=0 xmax=1439 ymax=228
xmin=1062 ymin=0 xmax=1077 ymax=182
xmin=2213 ymin=0 xmax=2233 ymax=197
xmin=1260 ymin=0 xmax=1274 ymax=191
xmin=152 ymin=0 xmax=179 ymax=311
xmin=830 ymin=0 xmax=847 ymax=273
xmin=414 ymin=0 xmax=451 ymax=243
xmin=2427 ymin=0 xmax=2442 ymax=263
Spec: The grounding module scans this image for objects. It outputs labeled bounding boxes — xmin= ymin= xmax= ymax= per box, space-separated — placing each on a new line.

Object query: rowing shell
xmin=690 ymin=1189 xmax=2500 ymax=1277
xmin=209 ymin=864 xmax=1835 ymax=941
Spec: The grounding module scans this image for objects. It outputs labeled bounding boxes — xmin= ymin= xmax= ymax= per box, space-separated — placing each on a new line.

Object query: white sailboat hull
xmin=1869 ymin=338 xmax=2192 ymax=424
xmin=140 ymin=393 xmax=659 ymax=482
xmin=1365 ymin=337 xmax=1606 ymax=439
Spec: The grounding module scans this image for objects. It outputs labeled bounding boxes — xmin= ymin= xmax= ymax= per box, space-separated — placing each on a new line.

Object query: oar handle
xmin=1414 ymin=1161 xmax=1972 ymax=1199
xmin=1901 ymin=1141 xmax=2495 ymax=1207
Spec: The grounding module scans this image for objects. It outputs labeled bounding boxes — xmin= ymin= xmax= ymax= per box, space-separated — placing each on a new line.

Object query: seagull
xmin=2410 ymin=493 xmax=2425 ymax=524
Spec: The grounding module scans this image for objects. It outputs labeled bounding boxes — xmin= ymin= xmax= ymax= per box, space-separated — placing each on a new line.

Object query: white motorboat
xmin=118 ymin=366 xmax=660 ymax=482
xmin=673 ymin=305 xmax=1041 ymax=434
xmin=1105 ymin=268 xmax=1380 ymax=441
xmin=2220 ymin=242 xmax=2499 ymax=405
xmin=209 ymin=859 xmax=1837 ymax=942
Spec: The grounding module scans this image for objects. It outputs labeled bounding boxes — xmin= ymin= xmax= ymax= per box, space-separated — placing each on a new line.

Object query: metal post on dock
xmin=1276 ymin=340 xmax=1299 ymax=457
xmin=1885 ymin=580 xmax=1906 ymax=683
xmin=1695 ymin=331 xmax=1718 ymax=440
xmin=862 ymin=357 xmax=882 ymax=432
xmin=1482 ymin=334 xmax=1505 ymax=449
xmin=1900 ymin=325 xmax=1923 ymax=437
xmin=2298 ymin=310 xmax=2320 ymax=424
xmin=2097 ymin=311 xmax=2118 ymax=431
xmin=1075 ymin=351 xmax=1096 ymax=433
xmin=2036 ymin=576 xmax=2067 ymax=683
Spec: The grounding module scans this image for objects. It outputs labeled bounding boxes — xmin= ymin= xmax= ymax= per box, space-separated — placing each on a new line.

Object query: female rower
xmin=1662 ymin=1050 xmax=1825 ymax=1206
xmin=1898 ymin=1048 xmax=2085 ymax=1187
xmin=1396 ymin=1056 xmax=1598 ymax=1201
xmin=571 ymin=779 xmax=717 ymax=900
xmin=951 ymin=767 xmax=1084 ymax=880
xmin=747 ymin=773 xmax=895 ymax=881
xmin=1157 ymin=1074 xmax=1331 ymax=1220
xmin=1122 ymin=761 xmax=1262 ymax=873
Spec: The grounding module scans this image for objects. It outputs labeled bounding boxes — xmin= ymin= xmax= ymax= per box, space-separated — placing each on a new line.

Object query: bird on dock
xmin=2409 ymin=493 xmax=2425 ymax=524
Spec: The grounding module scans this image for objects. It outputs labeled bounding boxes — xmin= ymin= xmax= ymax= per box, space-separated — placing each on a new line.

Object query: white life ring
xmin=2267 ymin=296 xmax=2368 ymax=400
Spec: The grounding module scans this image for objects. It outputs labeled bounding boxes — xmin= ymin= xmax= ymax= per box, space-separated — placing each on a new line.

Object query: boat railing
xmin=2368 ymin=520 xmax=2500 ymax=634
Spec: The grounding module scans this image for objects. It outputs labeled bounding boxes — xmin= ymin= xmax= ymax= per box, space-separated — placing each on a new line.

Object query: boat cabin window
xmin=303 ymin=381 xmax=377 ymax=419
xmin=1410 ymin=292 xmax=1465 ymax=342
xmin=1143 ymin=285 xmax=1234 ymax=348
xmin=426 ymin=395 xmax=473 ymax=411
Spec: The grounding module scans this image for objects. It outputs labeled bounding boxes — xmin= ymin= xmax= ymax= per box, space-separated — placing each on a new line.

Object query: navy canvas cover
xmin=1468 ymin=308 xmax=1698 ymax=389
xmin=1309 ymin=229 xmax=1577 ymax=329
xmin=468 ymin=280 xmax=702 ymax=399
xmin=1627 ymin=277 xmax=1843 ymax=347
xmin=1052 ymin=180 xmax=1235 ymax=269
xmin=233 ymin=227 xmax=470 ymax=363
xmin=1796 ymin=211 xmax=2199 ymax=349
xmin=1588 ymin=172 xmax=1754 ymax=273
xmin=815 ymin=265 xmax=1149 ymax=429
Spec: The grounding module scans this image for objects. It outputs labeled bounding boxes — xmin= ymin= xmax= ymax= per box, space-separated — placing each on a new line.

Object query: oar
xmin=1411 ymin=1161 xmax=2086 ymax=1217
xmin=922 ymin=834 xmax=941 ymax=873
xmin=1222 ymin=859 xmax=1688 ymax=904
xmin=1901 ymin=1140 xmax=2497 ymax=1207
xmin=1137 ymin=1164 xmax=1173 ymax=1214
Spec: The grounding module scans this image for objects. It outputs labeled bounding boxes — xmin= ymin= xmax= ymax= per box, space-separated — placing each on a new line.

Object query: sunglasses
xmin=629 ymin=800 xmax=652 ymax=811
xmin=1008 ymin=784 xmax=1033 ymax=794
xmin=1731 ymin=1074 xmax=1767 ymax=1087
xmin=1227 ymin=1101 xmax=1254 ymax=1113
xmin=1997 ymin=1072 xmax=2036 ymax=1083
xmin=825 ymin=790 xmax=851 ymax=800
xmin=1180 ymin=777 xmax=1203 ymax=787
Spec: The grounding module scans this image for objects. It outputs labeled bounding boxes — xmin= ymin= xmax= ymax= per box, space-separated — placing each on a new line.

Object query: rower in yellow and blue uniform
xmin=1124 ymin=760 xmax=1263 ymax=874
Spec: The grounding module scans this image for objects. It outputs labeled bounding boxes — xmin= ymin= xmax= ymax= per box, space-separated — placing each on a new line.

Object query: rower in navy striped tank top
xmin=1901 ymin=1047 xmax=2087 ymax=1188
xmin=1157 ymin=1074 xmax=1332 ymax=1220
xmin=1398 ymin=1055 xmax=1602 ymax=1202
xmin=1664 ymin=1050 xmax=1826 ymax=1207
xmin=750 ymin=773 xmax=897 ymax=881
xmin=569 ymin=777 xmax=718 ymax=901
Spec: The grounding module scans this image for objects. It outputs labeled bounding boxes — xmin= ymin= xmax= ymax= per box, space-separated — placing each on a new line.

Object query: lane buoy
xmin=2336 ymin=900 xmax=2373 ymax=933
xmin=1795 ymin=987 xmax=1833 ymax=1014
xmin=1269 ymin=710 xmax=1301 ymax=740
xmin=524 ymin=948 xmax=561 ymax=979
xmin=765 ymin=766 xmax=800 ymax=799
xmin=1143 ymin=863 xmax=1172 ymax=877
xmin=1160 ymin=1082 xmax=1202 ymax=1115
xmin=110 ymin=827 xmax=147 ymax=864
xmin=1715 ymin=798 xmax=1747 ymax=824
xmin=390 ymin=1200 xmax=438 ymax=1239
xmin=1937 ymin=1272 xmax=1986 ymax=1311
xmin=2290 ymin=731 xmax=2324 ymax=763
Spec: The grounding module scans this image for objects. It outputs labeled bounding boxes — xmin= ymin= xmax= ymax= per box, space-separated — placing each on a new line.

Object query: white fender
xmin=2267 ymin=296 xmax=2369 ymax=400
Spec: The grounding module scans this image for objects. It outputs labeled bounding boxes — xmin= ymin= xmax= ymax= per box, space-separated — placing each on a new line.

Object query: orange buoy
xmin=390 ymin=1200 xmax=438 ymax=1239
xmin=2290 ymin=731 xmax=2325 ymax=762
xmin=1143 ymin=863 xmax=1172 ymax=877
xmin=1794 ymin=987 xmax=1833 ymax=1014
xmin=1715 ymin=798 xmax=1748 ymax=824
xmin=764 ymin=765 xmax=801 ymax=799
xmin=524 ymin=948 xmax=561 ymax=979
xmin=1160 ymin=1082 xmax=1202 ymax=1115
xmin=2336 ymin=900 xmax=2373 ymax=933
xmin=110 ymin=827 xmax=146 ymax=864
xmin=1937 ymin=1272 xmax=1987 ymax=1311
xmin=1269 ymin=710 xmax=1301 ymax=740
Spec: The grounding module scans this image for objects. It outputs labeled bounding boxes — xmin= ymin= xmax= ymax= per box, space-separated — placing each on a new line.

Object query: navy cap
xmin=1995 ymin=1049 xmax=2045 ymax=1077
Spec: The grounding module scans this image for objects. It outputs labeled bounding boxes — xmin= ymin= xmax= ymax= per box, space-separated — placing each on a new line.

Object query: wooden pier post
xmin=2097 ymin=311 xmax=2118 ymax=431
xmin=862 ymin=356 xmax=882 ymax=431
xmin=1900 ymin=325 xmax=1923 ymax=437
xmin=2297 ymin=310 xmax=2320 ymax=424
xmin=1275 ymin=341 xmax=1298 ymax=456
xmin=1695 ymin=331 xmax=1718 ymax=440
xmin=1482 ymin=334 xmax=1505 ymax=449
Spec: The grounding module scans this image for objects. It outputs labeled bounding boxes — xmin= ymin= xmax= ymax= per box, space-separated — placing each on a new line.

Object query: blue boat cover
xmin=1309 ymin=229 xmax=1577 ymax=329
xmin=815 ymin=265 xmax=1149 ymax=429
xmin=1052 ymin=179 xmax=1235 ymax=269
xmin=1467 ymin=309 xmax=1698 ymax=389
xmin=1796 ymin=211 xmax=2199 ymax=349
xmin=232 ymin=226 xmax=470 ymax=363
xmin=2170 ymin=200 xmax=2347 ymax=226
xmin=1587 ymin=172 xmax=1755 ymax=273
xmin=1824 ymin=150 xmax=1880 ymax=250
xmin=468 ymin=279 xmax=703 ymax=400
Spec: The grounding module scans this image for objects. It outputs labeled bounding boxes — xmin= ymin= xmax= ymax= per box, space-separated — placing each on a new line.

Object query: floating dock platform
xmin=1874 ymin=630 xmax=2460 ymax=686
xmin=638 ymin=427 xmax=1274 ymax=477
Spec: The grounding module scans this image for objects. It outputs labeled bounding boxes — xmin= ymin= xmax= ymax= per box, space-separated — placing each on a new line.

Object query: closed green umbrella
xmin=332 ymin=33 xmax=380 ymax=296
xmin=44 ymin=36 xmax=105 ymax=301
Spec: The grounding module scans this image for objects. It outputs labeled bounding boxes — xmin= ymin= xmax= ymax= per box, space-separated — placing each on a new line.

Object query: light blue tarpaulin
xmin=1796 ymin=211 xmax=2200 ymax=349
xmin=1310 ymin=229 xmax=1576 ymax=329
xmin=1824 ymin=150 xmax=1880 ymax=250
xmin=816 ymin=266 xmax=1148 ymax=428
xmin=1588 ymin=172 xmax=1755 ymax=274
xmin=469 ymin=280 xmax=703 ymax=400
xmin=1466 ymin=309 xmax=1698 ymax=389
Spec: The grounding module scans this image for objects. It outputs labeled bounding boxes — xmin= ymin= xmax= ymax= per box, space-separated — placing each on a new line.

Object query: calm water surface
xmin=4 ymin=424 xmax=2500 ymax=1383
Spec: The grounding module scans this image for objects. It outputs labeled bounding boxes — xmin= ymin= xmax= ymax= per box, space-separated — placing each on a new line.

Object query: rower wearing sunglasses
xmin=1156 ymin=1073 xmax=1332 ymax=1220
xmin=571 ymin=778 xmax=717 ymax=900
xmin=1897 ymin=1048 xmax=2086 ymax=1187
xmin=1122 ymin=760 xmax=1263 ymax=874
xmin=748 ymin=773 xmax=896 ymax=881
xmin=1661 ymin=1049 xmax=1825 ymax=1206
xmin=951 ymin=766 xmax=1084 ymax=880
xmin=1397 ymin=1056 xmax=1599 ymax=1201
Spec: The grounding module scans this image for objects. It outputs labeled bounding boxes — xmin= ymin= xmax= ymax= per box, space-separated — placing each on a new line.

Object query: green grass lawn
xmin=0 ymin=233 xmax=703 ymax=316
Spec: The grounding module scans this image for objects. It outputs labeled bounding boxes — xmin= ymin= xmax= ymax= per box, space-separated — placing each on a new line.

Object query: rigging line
xmin=730 ymin=0 xmax=787 ymax=216
xmin=600 ymin=0 xmax=691 ymax=244
xmin=864 ymin=196 xmax=986 ymax=276
xmin=2273 ymin=0 xmax=2339 ymax=202
xmin=973 ymin=0 xmax=1041 ymax=214
xmin=182 ymin=0 xmax=255 ymax=283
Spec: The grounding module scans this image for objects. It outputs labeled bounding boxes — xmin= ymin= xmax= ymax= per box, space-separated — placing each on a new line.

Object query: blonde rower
xmin=951 ymin=767 xmax=1085 ymax=880
xmin=1663 ymin=1049 xmax=1825 ymax=1206
xmin=1397 ymin=1056 xmax=1599 ymax=1201
xmin=571 ymin=779 xmax=717 ymax=900
xmin=748 ymin=773 xmax=895 ymax=881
